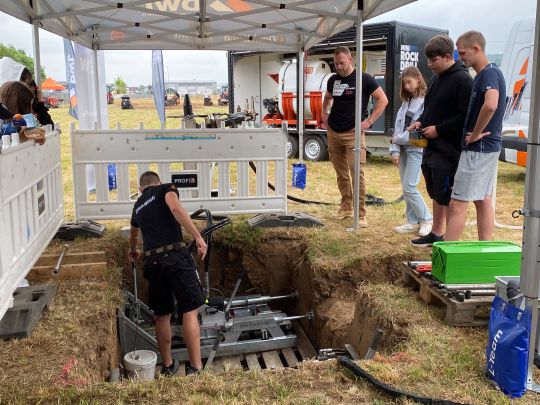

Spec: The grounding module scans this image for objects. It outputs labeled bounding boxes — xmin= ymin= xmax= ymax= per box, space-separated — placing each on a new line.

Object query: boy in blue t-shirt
xmin=445 ymin=31 xmax=507 ymax=241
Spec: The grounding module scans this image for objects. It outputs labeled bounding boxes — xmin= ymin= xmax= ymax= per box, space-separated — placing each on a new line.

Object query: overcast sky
xmin=0 ymin=0 xmax=536 ymax=86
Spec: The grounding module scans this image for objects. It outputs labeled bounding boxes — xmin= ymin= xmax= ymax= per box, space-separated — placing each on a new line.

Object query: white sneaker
xmin=418 ymin=220 xmax=433 ymax=237
xmin=393 ymin=223 xmax=419 ymax=234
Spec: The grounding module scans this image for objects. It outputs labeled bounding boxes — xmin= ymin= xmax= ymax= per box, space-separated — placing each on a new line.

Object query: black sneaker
xmin=160 ymin=360 xmax=180 ymax=377
xmin=186 ymin=365 xmax=201 ymax=375
xmin=411 ymin=232 xmax=443 ymax=247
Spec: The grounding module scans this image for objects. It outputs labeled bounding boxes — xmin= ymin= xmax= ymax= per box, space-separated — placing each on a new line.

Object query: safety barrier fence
xmin=0 ymin=129 xmax=63 ymax=320
xmin=70 ymin=122 xmax=288 ymax=220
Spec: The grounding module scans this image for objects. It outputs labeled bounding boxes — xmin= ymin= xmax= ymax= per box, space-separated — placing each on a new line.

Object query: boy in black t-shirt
xmin=408 ymin=35 xmax=473 ymax=247
xmin=321 ymin=46 xmax=388 ymax=224
xmin=445 ymin=31 xmax=506 ymax=241
xmin=128 ymin=171 xmax=207 ymax=376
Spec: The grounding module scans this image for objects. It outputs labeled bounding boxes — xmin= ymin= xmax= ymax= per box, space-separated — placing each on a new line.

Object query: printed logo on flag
xmin=63 ymin=39 xmax=78 ymax=119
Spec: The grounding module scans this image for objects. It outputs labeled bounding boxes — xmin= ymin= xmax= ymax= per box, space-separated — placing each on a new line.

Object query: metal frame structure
xmin=118 ymin=291 xmax=306 ymax=363
xmin=521 ymin=3 xmax=540 ymax=391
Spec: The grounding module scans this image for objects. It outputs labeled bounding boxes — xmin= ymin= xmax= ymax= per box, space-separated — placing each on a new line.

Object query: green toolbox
xmin=431 ymin=241 xmax=521 ymax=284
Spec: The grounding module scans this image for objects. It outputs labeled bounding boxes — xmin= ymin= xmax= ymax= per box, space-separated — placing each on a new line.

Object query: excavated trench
xmin=205 ymin=238 xmax=413 ymax=357
xmin=116 ymin=233 xmax=416 ymax=372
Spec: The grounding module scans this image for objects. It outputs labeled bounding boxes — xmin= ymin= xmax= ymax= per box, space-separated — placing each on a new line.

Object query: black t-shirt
xmin=130 ymin=183 xmax=183 ymax=251
xmin=326 ymin=70 xmax=379 ymax=133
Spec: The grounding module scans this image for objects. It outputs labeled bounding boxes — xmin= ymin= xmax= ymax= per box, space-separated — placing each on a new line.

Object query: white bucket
xmin=123 ymin=350 xmax=157 ymax=381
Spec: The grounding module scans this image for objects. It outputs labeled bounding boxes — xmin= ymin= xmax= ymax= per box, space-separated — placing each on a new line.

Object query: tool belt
xmin=143 ymin=241 xmax=187 ymax=257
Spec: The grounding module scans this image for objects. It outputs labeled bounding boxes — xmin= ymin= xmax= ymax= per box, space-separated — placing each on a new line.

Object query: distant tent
xmin=41 ymin=77 xmax=65 ymax=91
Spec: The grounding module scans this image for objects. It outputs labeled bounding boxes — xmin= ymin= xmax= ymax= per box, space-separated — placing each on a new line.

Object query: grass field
xmin=2 ymin=97 xmax=531 ymax=405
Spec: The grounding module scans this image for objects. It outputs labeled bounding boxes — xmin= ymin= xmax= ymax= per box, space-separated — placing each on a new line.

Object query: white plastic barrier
xmin=70 ymin=123 xmax=288 ymax=219
xmin=0 ymin=130 xmax=64 ymax=321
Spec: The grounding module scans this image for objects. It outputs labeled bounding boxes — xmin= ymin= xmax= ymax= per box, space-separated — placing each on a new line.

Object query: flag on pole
xmin=63 ymin=38 xmax=78 ymax=119
xmin=152 ymin=50 xmax=166 ymax=125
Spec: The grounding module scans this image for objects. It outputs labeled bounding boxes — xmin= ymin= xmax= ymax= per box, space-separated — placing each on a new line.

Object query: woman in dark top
xmin=28 ymin=80 xmax=54 ymax=128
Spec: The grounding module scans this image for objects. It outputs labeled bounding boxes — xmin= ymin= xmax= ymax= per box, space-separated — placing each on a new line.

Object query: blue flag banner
xmin=152 ymin=50 xmax=165 ymax=124
xmin=63 ymin=39 xmax=78 ymax=119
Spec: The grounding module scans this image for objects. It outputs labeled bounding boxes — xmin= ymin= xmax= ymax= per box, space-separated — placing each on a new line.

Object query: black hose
xmin=248 ymin=161 xmax=403 ymax=206
xmin=338 ymin=356 xmax=473 ymax=405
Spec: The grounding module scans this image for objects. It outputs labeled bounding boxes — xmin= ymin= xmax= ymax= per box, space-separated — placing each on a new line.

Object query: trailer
xmin=229 ymin=21 xmax=448 ymax=161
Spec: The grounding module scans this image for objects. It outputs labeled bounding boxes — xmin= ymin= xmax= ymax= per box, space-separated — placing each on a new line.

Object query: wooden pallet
xmin=27 ymin=251 xmax=107 ymax=282
xmin=157 ymin=347 xmax=310 ymax=376
xmin=401 ymin=263 xmax=493 ymax=327
xmin=158 ymin=326 xmax=318 ymax=375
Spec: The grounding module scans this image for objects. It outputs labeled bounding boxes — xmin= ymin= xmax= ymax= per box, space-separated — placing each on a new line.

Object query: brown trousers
xmin=327 ymin=127 xmax=367 ymax=218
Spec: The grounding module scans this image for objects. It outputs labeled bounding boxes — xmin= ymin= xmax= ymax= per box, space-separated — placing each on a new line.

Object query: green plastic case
xmin=431 ymin=241 xmax=521 ymax=284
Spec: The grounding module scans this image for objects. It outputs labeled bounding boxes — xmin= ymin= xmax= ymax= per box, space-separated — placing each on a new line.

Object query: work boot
xmin=160 ymin=360 xmax=180 ymax=377
xmin=186 ymin=365 xmax=201 ymax=375
xmin=334 ymin=209 xmax=353 ymax=219
xmin=359 ymin=217 xmax=368 ymax=228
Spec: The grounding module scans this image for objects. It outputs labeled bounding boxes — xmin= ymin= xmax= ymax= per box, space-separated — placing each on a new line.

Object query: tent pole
xmin=522 ymin=3 xmax=540 ymax=392
xmin=32 ymin=17 xmax=42 ymax=87
xmin=353 ymin=1 xmax=364 ymax=231
xmin=92 ymin=49 xmax=102 ymax=128
xmin=297 ymin=47 xmax=305 ymax=161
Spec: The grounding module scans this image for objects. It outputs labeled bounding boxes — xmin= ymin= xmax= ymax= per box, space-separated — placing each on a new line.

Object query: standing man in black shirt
xmin=322 ymin=46 xmax=388 ymax=224
xmin=409 ymin=35 xmax=473 ymax=247
xmin=128 ymin=171 xmax=207 ymax=376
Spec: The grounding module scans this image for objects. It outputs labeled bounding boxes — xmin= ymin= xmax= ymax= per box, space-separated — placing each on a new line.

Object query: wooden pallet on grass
xmin=27 ymin=251 xmax=107 ymax=282
xmin=401 ymin=262 xmax=493 ymax=327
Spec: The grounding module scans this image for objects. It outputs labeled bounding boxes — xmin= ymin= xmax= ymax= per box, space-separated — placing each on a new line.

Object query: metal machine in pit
xmin=117 ymin=210 xmax=314 ymax=365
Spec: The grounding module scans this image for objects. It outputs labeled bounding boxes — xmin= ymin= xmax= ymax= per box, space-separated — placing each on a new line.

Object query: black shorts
xmin=142 ymin=249 xmax=204 ymax=316
xmin=421 ymin=165 xmax=456 ymax=206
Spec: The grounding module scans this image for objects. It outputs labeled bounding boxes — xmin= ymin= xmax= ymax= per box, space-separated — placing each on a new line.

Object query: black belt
xmin=144 ymin=241 xmax=187 ymax=257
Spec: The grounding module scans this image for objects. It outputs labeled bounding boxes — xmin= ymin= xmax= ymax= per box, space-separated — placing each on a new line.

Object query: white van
xmin=500 ymin=18 xmax=534 ymax=167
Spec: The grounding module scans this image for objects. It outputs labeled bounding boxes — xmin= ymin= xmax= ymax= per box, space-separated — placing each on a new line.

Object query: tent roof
xmin=0 ymin=0 xmax=415 ymax=52
xmin=41 ymin=77 xmax=66 ymax=90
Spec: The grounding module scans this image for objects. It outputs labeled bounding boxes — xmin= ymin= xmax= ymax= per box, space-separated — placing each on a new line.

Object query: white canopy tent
xmin=0 ymin=0 xmax=412 ymax=51
xmin=3 ymin=0 xmax=540 ymax=394
xmin=0 ymin=0 xmax=415 ymax=230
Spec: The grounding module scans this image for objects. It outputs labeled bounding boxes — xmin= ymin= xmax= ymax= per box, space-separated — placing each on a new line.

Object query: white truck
xmin=499 ymin=18 xmax=534 ymax=167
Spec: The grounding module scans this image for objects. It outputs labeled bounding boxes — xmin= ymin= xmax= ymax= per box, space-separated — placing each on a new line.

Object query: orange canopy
xmin=40 ymin=77 xmax=65 ymax=91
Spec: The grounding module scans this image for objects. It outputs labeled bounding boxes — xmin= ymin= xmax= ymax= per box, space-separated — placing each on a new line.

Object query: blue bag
xmin=486 ymin=295 xmax=531 ymax=398
xmin=107 ymin=163 xmax=117 ymax=190
xmin=291 ymin=163 xmax=307 ymax=189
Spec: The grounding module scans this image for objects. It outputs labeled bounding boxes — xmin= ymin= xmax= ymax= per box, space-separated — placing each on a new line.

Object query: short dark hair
xmin=457 ymin=31 xmax=486 ymax=52
xmin=0 ymin=81 xmax=34 ymax=115
xmin=20 ymin=68 xmax=32 ymax=84
xmin=333 ymin=46 xmax=351 ymax=56
xmin=139 ymin=171 xmax=160 ymax=188
xmin=425 ymin=35 xmax=454 ymax=58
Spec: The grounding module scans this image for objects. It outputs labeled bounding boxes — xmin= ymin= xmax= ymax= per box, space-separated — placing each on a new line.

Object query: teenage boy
xmin=409 ymin=35 xmax=473 ymax=247
xmin=445 ymin=31 xmax=506 ymax=241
